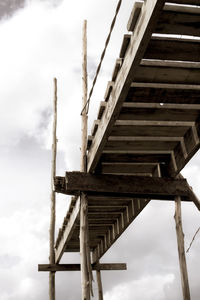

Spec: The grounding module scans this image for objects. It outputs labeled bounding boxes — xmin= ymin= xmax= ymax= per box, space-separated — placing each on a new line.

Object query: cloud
xmin=1 ymin=0 xmax=200 ymax=299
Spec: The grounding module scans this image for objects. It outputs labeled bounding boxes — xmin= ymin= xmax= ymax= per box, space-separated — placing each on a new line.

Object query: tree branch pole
xmin=174 ymin=196 xmax=191 ymax=300
xmin=49 ymin=77 xmax=58 ymax=300
xmin=96 ymin=260 xmax=104 ymax=300
xmin=80 ymin=20 xmax=93 ymax=300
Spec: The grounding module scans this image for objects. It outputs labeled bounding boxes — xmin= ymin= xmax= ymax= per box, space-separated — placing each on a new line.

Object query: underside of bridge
xmin=39 ymin=0 xmax=200 ymax=299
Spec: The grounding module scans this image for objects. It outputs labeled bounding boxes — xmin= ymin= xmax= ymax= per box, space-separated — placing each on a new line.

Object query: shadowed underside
xmin=54 ymin=0 xmax=200 ymax=265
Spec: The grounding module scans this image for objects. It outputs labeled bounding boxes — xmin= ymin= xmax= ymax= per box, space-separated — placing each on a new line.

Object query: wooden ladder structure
xmin=39 ymin=0 xmax=200 ymax=299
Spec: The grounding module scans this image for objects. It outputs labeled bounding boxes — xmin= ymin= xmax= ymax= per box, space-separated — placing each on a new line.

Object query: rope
xmin=81 ymin=0 xmax=123 ymax=115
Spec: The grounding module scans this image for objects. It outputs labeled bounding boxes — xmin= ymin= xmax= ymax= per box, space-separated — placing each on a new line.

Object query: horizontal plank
xmin=126 ymin=83 xmax=200 ymax=104
xmin=100 ymin=152 xmax=171 ymax=163
xmin=110 ymin=125 xmax=189 ymax=137
xmin=155 ymin=8 xmax=200 ymax=37
xmin=38 ymin=263 xmax=127 ymax=272
xmin=145 ymin=36 xmax=200 ymax=61
xmin=119 ymin=102 xmax=200 ymax=122
xmin=62 ymin=172 xmax=190 ymax=200
xmin=169 ymin=0 xmax=200 ymax=4
xmin=100 ymin=162 xmax=157 ymax=175
xmin=135 ymin=65 xmax=200 ymax=84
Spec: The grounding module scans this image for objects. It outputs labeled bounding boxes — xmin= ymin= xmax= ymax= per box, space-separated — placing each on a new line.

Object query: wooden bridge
xmin=39 ymin=0 xmax=200 ymax=299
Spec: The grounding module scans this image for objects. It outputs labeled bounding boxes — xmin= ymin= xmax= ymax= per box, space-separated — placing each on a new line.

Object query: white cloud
xmin=104 ymin=274 xmax=175 ymax=300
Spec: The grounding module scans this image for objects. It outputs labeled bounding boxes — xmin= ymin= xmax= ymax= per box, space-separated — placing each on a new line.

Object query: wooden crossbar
xmin=55 ymin=172 xmax=190 ymax=200
xmin=38 ymin=263 xmax=127 ymax=272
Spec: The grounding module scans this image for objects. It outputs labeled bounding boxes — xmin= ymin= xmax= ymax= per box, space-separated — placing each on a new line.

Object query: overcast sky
xmin=0 ymin=0 xmax=200 ymax=299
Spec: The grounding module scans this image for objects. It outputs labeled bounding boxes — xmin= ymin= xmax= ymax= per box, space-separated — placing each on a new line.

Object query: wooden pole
xmin=174 ymin=196 xmax=191 ymax=300
xmin=49 ymin=77 xmax=58 ymax=300
xmin=96 ymin=260 xmax=104 ymax=300
xmin=80 ymin=20 xmax=91 ymax=300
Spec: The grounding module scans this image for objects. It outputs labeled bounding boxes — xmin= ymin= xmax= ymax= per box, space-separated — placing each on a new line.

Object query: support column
xmin=80 ymin=20 xmax=91 ymax=300
xmin=174 ymin=196 xmax=191 ymax=300
xmin=96 ymin=260 xmax=104 ymax=300
xmin=49 ymin=77 xmax=58 ymax=300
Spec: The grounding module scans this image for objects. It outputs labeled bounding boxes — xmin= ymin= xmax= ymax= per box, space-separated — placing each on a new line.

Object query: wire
xmin=81 ymin=0 xmax=123 ymax=115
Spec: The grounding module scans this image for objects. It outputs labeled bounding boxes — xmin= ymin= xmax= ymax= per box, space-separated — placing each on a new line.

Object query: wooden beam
xmin=60 ymin=172 xmax=190 ymax=200
xmin=49 ymin=77 xmax=57 ymax=300
xmin=55 ymin=197 xmax=80 ymax=263
xmin=38 ymin=263 xmax=127 ymax=272
xmin=87 ymin=0 xmax=166 ymax=172
xmin=174 ymin=196 xmax=191 ymax=300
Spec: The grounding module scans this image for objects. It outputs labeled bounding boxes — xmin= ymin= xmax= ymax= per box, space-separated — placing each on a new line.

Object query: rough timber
xmin=54 ymin=0 xmax=200 ymax=275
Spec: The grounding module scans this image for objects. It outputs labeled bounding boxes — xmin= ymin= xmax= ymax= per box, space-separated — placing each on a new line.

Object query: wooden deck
xmin=54 ymin=0 xmax=200 ymax=264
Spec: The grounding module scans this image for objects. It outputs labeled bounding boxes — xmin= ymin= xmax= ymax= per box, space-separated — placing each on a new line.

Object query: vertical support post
xmin=174 ymin=196 xmax=191 ymax=300
xmin=96 ymin=261 xmax=104 ymax=300
xmin=80 ymin=20 xmax=92 ymax=300
xmin=80 ymin=192 xmax=90 ymax=300
xmin=49 ymin=77 xmax=57 ymax=300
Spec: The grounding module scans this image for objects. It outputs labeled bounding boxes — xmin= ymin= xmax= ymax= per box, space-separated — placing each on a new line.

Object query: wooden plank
xmin=63 ymin=172 xmax=190 ymax=200
xmin=155 ymin=7 xmax=200 ymax=37
xmin=38 ymin=263 xmax=127 ymax=272
xmin=97 ymin=102 xmax=106 ymax=120
xmin=100 ymin=162 xmax=157 ymax=175
xmin=87 ymin=0 xmax=166 ymax=172
xmin=119 ymin=34 xmax=131 ymax=58
xmin=169 ymin=0 xmax=199 ymax=4
xmin=104 ymin=81 xmax=114 ymax=102
xmin=112 ymin=59 xmax=123 ymax=82
xmin=145 ymin=36 xmax=200 ymax=62
xmin=127 ymin=1 xmax=143 ymax=32
xmin=100 ymin=152 xmax=171 ymax=163
xmin=92 ymin=198 xmax=150 ymax=262
xmin=126 ymin=83 xmax=200 ymax=104
xmin=135 ymin=65 xmax=200 ymax=85
xmin=119 ymin=103 xmax=200 ymax=122
xmin=55 ymin=197 xmax=80 ymax=263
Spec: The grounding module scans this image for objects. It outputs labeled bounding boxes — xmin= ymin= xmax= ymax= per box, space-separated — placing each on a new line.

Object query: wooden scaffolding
xmin=39 ymin=0 xmax=200 ymax=299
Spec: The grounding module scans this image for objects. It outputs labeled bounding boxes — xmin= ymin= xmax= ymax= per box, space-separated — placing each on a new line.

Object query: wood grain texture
xmin=64 ymin=172 xmax=190 ymax=200
xmin=87 ymin=0 xmax=166 ymax=172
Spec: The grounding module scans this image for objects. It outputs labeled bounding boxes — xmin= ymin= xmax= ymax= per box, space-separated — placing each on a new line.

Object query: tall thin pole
xmin=80 ymin=20 xmax=91 ymax=300
xmin=49 ymin=77 xmax=57 ymax=300
xmin=96 ymin=261 xmax=104 ymax=300
xmin=174 ymin=196 xmax=191 ymax=300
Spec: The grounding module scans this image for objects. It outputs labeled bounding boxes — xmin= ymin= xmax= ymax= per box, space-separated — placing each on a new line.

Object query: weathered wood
xmin=155 ymin=7 xmax=200 ymax=37
xmin=39 ymin=263 xmax=127 ymax=272
xmin=174 ymin=196 xmax=191 ymax=300
xmin=119 ymin=102 xmax=200 ymax=122
xmin=119 ymin=34 xmax=131 ymax=59
xmin=55 ymin=197 xmax=80 ymax=263
xmin=145 ymin=36 xmax=200 ymax=62
xmin=104 ymin=81 xmax=114 ymax=102
xmin=92 ymin=199 xmax=150 ymax=262
xmin=112 ymin=59 xmax=123 ymax=82
xmin=127 ymin=83 xmax=200 ymax=104
xmin=81 ymin=20 xmax=91 ymax=300
xmin=135 ymin=65 xmax=200 ymax=85
xmin=87 ymin=0 xmax=166 ymax=172
xmin=80 ymin=192 xmax=90 ymax=300
xmin=96 ymin=263 xmax=104 ymax=300
xmin=49 ymin=77 xmax=57 ymax=300
xmin=127 ymin=1 xmax=143 ymax=32
xmin=62 ymin=172 xmax=190 ymax=200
